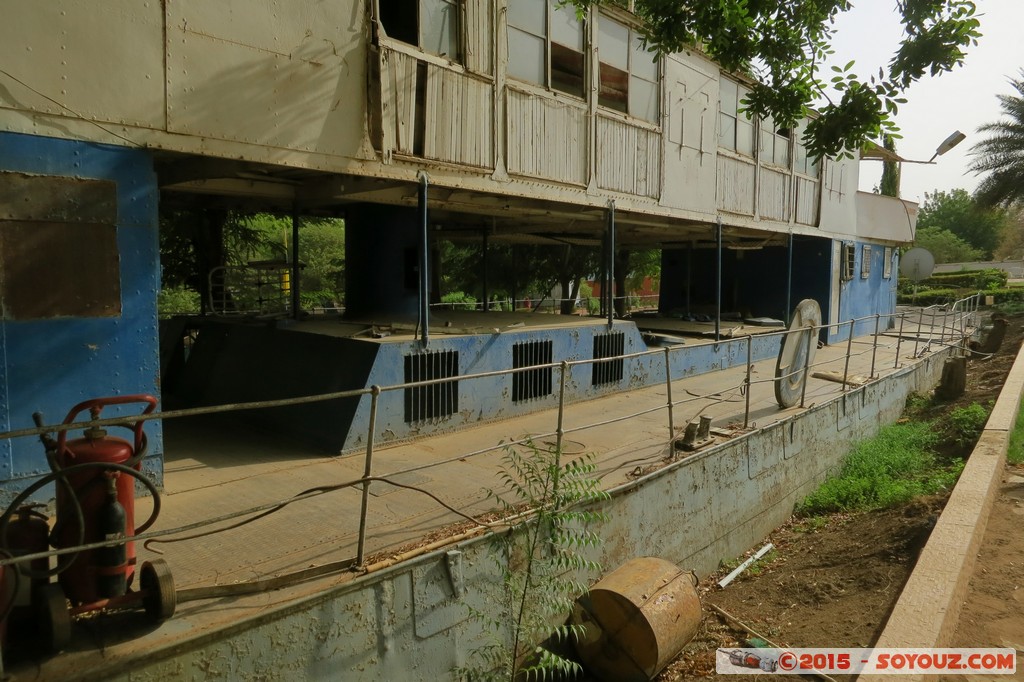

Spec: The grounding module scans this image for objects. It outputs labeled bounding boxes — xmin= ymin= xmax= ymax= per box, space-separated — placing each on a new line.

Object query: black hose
xmin=0 ymin=462 xmax=161 ymax=580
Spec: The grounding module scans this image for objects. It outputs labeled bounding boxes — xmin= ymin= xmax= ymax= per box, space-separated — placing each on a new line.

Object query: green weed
xmin=797 ymin=421 xmax=961 ymax=515
xmin=1008 ymin=398 xmax=1024 ymax=464
xmin=944 ymin=403 xmax=989 ymax=447
xmin=458 ymin=440 xmax=609 ymax=682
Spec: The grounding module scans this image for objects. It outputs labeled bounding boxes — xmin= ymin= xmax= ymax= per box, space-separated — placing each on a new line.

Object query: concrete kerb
xmin=857 ymin=342 xmax=1024 ymax=682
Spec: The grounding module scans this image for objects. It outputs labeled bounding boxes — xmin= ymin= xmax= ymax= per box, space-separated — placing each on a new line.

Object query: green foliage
xmin=157 ymin=285 xmax=201 ymax=317
xmin=797 ymin=421 xmax=962 ymax=515
xmin=971 ymin=71 xmax=1024 ymax=208
xmin=442 ymin=291 xmax=479 ymax=308
xmin=570 ymin=0 xmax=980 ymax=159
xmin=916 ymin=189 xmax=1010 ymax=259
xmin=895 ymin=287 xmax=957 ymax=306
xmin=1007 ymin=395 xmax=1024 ymax=464
xmin=921 ymin=269 xmax=1007 ymax=290
xmin=904 ymin=392 xmax=934 ymax=417
xmin=460 ymin=441 xmax=609 ymax=682
xmin=878 ymin=134 xmax=901 ymax=197
xmin=913 ymin=227 xmax=984 ymax=265
xmin=944 ymin=403 xmax=989 ymax=446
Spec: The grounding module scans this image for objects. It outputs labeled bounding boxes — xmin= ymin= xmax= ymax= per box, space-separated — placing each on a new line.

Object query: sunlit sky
xmin=825 ymin=0 xmax=1024 ymax=204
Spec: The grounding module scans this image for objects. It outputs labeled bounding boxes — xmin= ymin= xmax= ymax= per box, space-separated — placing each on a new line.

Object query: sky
xmin=825 ymin=0 xmax=1024 ymax=204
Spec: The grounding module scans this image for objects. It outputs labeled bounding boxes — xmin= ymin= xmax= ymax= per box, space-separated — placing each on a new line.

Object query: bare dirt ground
xmin=658 ymin=314 xmax=1024 ymax=681
xmin=943 ymin=464 xmax=1024 ymax=680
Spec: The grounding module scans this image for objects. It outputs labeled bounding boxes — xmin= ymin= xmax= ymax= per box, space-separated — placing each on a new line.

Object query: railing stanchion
xmin=842 ymin=319 xmax=854 ymax=392
xmin=555 ymin=361 xmax=568 ymax=469
xmin=941 ymin=304 xmax=949 ymax=344
xmin=913 ymin=307 xmax=924 ymax=358
xmin=355 ymin=385 xmax=381 ymax=567
xmin=743 ymin=335 xmax=753 ymax=429
xmin=870 ymin=313 xmax=880 ymax=378
xmin=663 ymin=347 xmax=675 ymax=440
xmin=799 ymin=325 xmax=815 ymax=409
xmin=895 ymin=313 xmax=905 ymax=368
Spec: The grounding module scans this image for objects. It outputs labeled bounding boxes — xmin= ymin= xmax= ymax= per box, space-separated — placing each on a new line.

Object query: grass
xmin=1008 ymin=397 xmax=1024 ymax=465
xmin=797 ymin=421 xmax=963 ymax=516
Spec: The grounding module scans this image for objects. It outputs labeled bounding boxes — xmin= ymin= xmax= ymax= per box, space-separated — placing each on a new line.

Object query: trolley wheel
xmin=140 ymin=559 xmax=176 ymax=621
xmin=34 ymin=583 xmax=71 ymax=654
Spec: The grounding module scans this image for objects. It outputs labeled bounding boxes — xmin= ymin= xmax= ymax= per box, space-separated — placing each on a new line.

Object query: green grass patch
xmin=1007 ymin=397 xmax=1024 ymax=465
xmin=944 ymin=403 xmax=989 ymax=447
xmin=797 ymin=421 xmax=963 ymax=516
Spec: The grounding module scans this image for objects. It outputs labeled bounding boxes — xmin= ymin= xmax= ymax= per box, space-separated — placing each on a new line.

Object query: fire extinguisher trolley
xmin=0 ymin=395 xmax=176 ymax=654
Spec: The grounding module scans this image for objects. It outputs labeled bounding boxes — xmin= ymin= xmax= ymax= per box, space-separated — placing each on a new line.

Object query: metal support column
xmin=786 ymin=232 xmax=794 ymax=325
xmin=481 ymin=229 xmax=489 ymax=314
xmin=607 ymin=201 xmax=616 ymax=329
xmin=715 ymin=218 xmax=723 ymax=342
xmin=291 ymin=203 xmax=301 ymax=319
xmin=418 ymin=172 xmax=430 ymax=348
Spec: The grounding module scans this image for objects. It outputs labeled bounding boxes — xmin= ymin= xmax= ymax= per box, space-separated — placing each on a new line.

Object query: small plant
xmin=945 ymin=403 xmax=989 ymax=447
xmin=904 ymin=392 xmax=932 ymax=417
xmin=443 ymin=291 xmax=479 ymax=309
xmin=459 ymin=440 xmax=609 ymax=682
xmin=157 ymin=285 xmax=201 ymax=317
xmin=793 ymin=516 xmax=828 ymax=533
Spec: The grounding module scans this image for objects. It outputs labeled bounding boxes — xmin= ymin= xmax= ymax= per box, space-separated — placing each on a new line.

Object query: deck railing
xmin=0 ymin=294 xmax=983 ymax=575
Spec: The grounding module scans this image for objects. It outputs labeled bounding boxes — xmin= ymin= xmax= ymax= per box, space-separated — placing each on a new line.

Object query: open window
xmin=507 ymin=0 xmax=586 ymax=98
xmin=861 ymin=245 xmax=872 ymax=279
xmin=841 ymin=243 xmax=855 ymax=281
xmin=718 ymin=78 xmax=754 ymax=156
xmin=597 ymin=16 xmax=659 ymax=122
xmin=380 ymin=0 xmax=460 ymax=61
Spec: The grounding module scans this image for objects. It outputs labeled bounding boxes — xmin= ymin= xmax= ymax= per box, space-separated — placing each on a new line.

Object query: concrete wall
xmin=0 ymin=132 xmax=162 ymax=502
xmin=111 ymin=346 xmax=952 ymax=682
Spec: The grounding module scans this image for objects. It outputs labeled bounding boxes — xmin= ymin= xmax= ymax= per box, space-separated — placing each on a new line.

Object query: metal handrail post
xmin=940 ymin=304 xmax=949 ymax=343
xmin=553 ymin=362 xmax=569 ymax=498
xmin=355 ymin=386 xmax=381 ymax=566
xmin=663 ymin=347 xmax=675 ymax=440
xmin=799 ymin=325 xmax=815 ymax=409
xmin=842 ymin=319 xmax=854 ymax=392
xmin=870 ymin=313 xmax=880 ymax=378
xmin=743 ymin=335 xmax=753 ymax=429
xmin=894 ymin=313 xmax=905 ymax=369
xmin=913 ymin=307 xmax=924 ymax=357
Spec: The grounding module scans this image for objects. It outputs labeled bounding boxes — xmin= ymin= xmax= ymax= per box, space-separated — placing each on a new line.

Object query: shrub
xmin=945 ymin=403 xmax=989 ymax=447
xmin=158 ymin=286 xmax=201 ymax=317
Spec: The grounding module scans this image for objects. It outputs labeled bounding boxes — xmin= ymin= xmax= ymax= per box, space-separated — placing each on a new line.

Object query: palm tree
xmin=971 ymin=71 xmax=1024 ymax=207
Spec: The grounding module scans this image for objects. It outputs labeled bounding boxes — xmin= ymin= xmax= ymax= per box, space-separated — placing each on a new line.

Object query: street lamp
xmin=927 ymin=130 xmax=967 ymax=163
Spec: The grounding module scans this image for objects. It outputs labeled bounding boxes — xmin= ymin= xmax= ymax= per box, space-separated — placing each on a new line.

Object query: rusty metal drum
xmin=571 ymin=557 xmax=701 ymax=682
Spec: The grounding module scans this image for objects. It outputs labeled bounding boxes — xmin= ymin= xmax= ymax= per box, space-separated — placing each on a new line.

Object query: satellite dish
xmin=775 ymin=299 xmax=821 ymax=408
xmin=899 ymin=248 xmax=935 ymax=282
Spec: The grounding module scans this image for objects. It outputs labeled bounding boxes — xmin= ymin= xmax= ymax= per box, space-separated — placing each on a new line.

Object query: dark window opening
xmin=512 ymin=340 xmax=554 ymax=402
xmin=551 ymin=43 xmax=585 ymax=98
xmin=404 ymin=350 xmax=459 ymax=422
xmin=381 ymin=0 xmax=418 ymax=45
xmin=592 ymin=332 xmax=625 ymax=386
xmin=598 ymin=62 xmax=628 ymax=113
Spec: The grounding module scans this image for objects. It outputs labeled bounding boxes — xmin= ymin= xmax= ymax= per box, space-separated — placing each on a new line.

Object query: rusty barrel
xmin=571 ymin=557 xmax=701 ymax=682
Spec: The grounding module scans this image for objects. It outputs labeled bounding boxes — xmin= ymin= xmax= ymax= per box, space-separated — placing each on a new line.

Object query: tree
xmin=916 ymin=189 xmax=1008 ymax=258
xmin=993 ymin=208 xmax=1024 ymax=260
xmin=572 ymin=0 xmax=981 ymax=159
xmin=878 ymin=135 xmax=901 ymax=197
xmin=970 ymin=71 xmax=1024 ymax=208
xmin=914 ymin=226 xmax=983 ymax=264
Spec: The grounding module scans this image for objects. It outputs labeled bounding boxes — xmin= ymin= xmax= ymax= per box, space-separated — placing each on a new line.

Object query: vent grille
xmin=404 ymin=350 xmax=459 ymax=423
xmin=592 ymin=332 xmax=625 ymax=386
xmin=512 ymin=340 xmax=553 ymax=402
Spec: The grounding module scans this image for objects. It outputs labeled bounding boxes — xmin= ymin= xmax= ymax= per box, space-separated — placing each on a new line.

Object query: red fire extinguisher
xmin=52 ymin=395 xmax=157 ymax=605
